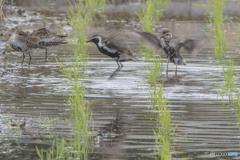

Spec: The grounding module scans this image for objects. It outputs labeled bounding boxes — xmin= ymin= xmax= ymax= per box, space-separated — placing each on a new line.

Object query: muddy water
xmin=1 ymin=1 xmax=240 ymax=160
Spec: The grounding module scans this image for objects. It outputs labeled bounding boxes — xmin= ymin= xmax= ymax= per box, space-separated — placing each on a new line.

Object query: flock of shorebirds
xmin=9 ymin=26 xmax=206 ymax=78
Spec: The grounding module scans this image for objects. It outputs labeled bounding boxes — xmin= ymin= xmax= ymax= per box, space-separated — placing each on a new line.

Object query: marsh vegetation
xmin=2 ymin=0 xmax=240 ymax=160
xmin=37 ymin=0 xmax=107 ymax=159
xmin=137 ymin=0 xmax=174 ymax=158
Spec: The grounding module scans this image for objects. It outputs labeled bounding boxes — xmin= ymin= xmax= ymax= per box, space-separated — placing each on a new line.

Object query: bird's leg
xmin=21 ymin=52 xmax=25 ymax=67
xmin=119 ymin=61 xmax=123 ymax=69
xmin=45 ymin=48 xmax=48 ymax=61
xmin=166 ymin=57 xmax=169 ymax=77
xmin=109 ymin=60 xmax=122 ymax=79
xmin=175 ymin=64 xmax=177 ymax=75
xmin=174 ymin=58 xmax=178 ymax=76
xmin=28 ymin=53 xmax=32 ymax=67
xmin=116 ymin=60 xmax=120 ymax=68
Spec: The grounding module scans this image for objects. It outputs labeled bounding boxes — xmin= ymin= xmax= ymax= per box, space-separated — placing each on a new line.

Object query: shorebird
xmin=86 ymin=32 xmax=137 ymax=78
xmin=124 ymin=29 xmax=206 ymax=77
xmin=9 ymin=28 xmax=67 ymax=66
xmin=160 ymin=30 xmax=186 ymax=76
xmin=9 ymin=28 xmax=45 ymax=66
xmin=30 ymin=27 xmax=68 ymax=60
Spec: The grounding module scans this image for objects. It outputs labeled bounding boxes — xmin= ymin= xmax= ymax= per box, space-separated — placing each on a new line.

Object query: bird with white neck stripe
xmin=86 ymin=32 xmax=137 ymax=79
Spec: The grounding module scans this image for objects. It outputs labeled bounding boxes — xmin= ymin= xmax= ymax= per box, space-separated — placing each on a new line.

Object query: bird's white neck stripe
xmin=96 ymin=36 xmax=103 ymax=47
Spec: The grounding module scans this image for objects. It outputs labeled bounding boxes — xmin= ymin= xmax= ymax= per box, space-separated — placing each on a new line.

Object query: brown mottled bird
xmin=87 ymin=32 xmax=137 ymax=79
xmin=124 ymin=29 xmax=206 ymax=77
xmin=9 ymin=28 xmax=45 ymax=66
xmin=9 ymin=28 xmax=67 ymax=66
xmin=30 ymin=27 xmax=68 ymax=60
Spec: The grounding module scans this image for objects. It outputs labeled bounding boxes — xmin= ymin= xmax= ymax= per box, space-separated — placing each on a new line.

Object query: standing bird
xmin=9 ymin=28 xmax=67 ymax=67
xmin=86 ymin=32 xmax=137 ymax=79
xmin=160 ymin=30 xmax=186 ymax=76
xmin=9 ymin=28 xmax=46 ymax=66
xmin=30 ymin=27 xmax=68 ymax=60
xmin=124 ymin=29 xmax=206 ymax=77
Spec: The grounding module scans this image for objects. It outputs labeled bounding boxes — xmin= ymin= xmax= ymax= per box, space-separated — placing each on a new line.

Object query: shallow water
xmin=1 ymin=1 xmax=240 ymax=160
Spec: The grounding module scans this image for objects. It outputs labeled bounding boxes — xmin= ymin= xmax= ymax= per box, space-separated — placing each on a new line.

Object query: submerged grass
xmin=210 ymin=1 xmax=240 ymax=140
xmin=85 ymin=0 xmax=107 ymax=20
xmin=151 ymin=0 xmax=171 ymax=21
xmin=236 ymin=93 xmax=240 ymax=131
xmin=138 ymin=0 xmax=174 ymax=158
xmin=209 ymin=0 xmax=229 ymax=63
xmin=209 ymin=0 xmax=236 ymax=107
xmin=137 ymin=0 xmax=171 ymax=31
xmin=147 ymin=62 xmax=175 ymax=159
xmin=67 ymin=0 xmax=107 ymax=24
xmin=136 ymin=0 xmax=156 ymax=33
xmin=137 ymin=0 xmax=170 ymax=59
xmin=146 ymin=55 xmax=164 ymax=87
xmin=37 ymin=0 xmax=108 ymax=159
xmin=220 ymin=59 xmax=235 ymax=105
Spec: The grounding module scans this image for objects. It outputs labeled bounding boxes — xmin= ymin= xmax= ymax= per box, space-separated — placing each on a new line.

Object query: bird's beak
xmin=160 ymin=36 xmax=164 ymax=38
xmin=86 ymin=39 xmax=92 ymax=43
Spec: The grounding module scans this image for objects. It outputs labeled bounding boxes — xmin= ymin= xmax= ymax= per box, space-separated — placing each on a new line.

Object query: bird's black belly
xmin=97 ymin=46 xmax=119 ymax=58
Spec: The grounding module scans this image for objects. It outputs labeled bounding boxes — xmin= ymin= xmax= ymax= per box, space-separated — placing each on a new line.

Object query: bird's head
xmin=86 ymin=35 xmax=102 ymax=44
xmin=160 ymin=30 xmax=172 ymax=42
xmin=14 ymin=27 xmax=28 ymax=36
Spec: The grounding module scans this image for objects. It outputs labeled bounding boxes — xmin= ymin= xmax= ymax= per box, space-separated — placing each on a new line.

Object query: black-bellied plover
xmin=87 ymin=32 xmax=137 ymax=79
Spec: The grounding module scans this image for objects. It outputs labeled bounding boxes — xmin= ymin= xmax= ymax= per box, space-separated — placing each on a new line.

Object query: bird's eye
xmin=166 ymin=34 xmax=169 ymax=36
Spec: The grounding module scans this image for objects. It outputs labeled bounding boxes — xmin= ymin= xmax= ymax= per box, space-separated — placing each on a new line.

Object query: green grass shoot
xmin=137 ymin=0 xmax=175 ymax=158
xmin=136 ymin=0 xmax=156 ymax=33
xmin=209 ymin=0 xmax=229 ymax=63
xmin=236 ymin=93 xmax=240 ymax=131
xmin=35 ymin=0 xmax=110 ymax=159
xmin=220 ymin=59 xmax=235 ymax=106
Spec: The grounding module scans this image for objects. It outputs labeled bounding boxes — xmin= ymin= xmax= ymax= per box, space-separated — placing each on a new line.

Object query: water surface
xmin=1 ymin=1 xmax=240 ymax=160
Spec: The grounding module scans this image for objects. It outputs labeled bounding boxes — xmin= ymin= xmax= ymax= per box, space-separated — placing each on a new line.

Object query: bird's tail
xmin=132 ymin=57 xmax=139 ymax=61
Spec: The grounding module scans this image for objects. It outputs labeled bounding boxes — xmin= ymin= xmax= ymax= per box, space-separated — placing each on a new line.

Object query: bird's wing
xmin=31 ymin=28 xmax=67 ymax=40
xmin=105 ymin=39 xmax=136 ymax=60
xmin=30 ymin=28 xmax=48 ymax=37
xmin=105 ymin=39 xmax=129 ymax=52
xmin=21 ymin=35 xmax=45 ymax=49
xmin=122 ymin=30 xmax=162 ymax=51
xmin=179 ymin=37 xmax=209 ymax=56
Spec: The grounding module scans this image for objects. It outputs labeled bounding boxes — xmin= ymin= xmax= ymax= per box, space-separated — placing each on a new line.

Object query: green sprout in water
xmin=137 ymin=0 xmax=175 ymax=158
xmin=136 ymin=0 xmax=156 ymax=33
xmin=146 ymin=54 xmax=164 ymax=86
xmin=220 ymin=59 xmax=235 ymax=107
xmin=209 ymin=0 xmax=229 ymax=63
xmin=236 ymin=93 xmax=240 ymax=131
xmin=36 ymin=0 xmax=109 ymax=159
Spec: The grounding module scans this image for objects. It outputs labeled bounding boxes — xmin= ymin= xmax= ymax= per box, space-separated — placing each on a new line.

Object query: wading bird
xmin=124 ymin=29 xmax=206 ymax=77
xmin=86 ymin=32 xmax=137 ymax=79
xmin=9 ymin=28 xmax=67 ymax=67
xmin=160 ymin=30 xmax=186 ymax=76
xmin=30 ymin=27 xmax=68 ymax=60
